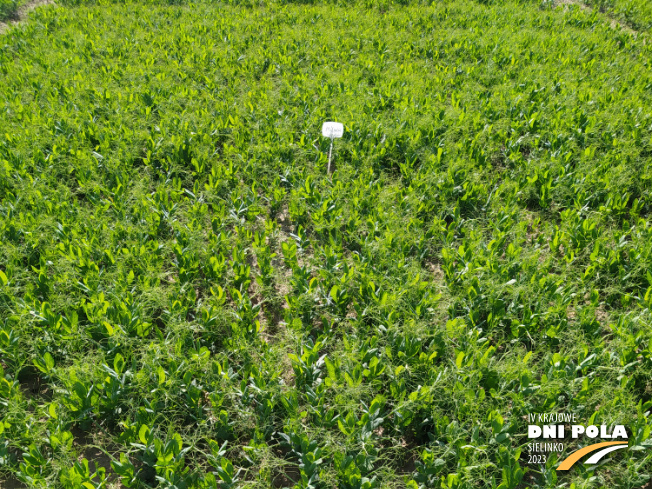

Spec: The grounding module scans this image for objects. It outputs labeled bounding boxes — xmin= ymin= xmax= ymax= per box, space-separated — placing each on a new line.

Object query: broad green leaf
xmin=455 ymin=352 xmax=465 ymax=368
xmin=114 ymin=353 xmax=125 ymax=374
xmin=157 ymin=366 xmax=166 ymax=385
xmin=138 ymin=424 xmax=150 ymax=445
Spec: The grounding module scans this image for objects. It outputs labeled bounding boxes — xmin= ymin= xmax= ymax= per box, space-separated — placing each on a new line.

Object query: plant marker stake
xmin=322 ymin=122 xmax=343 ymax=176
xmin=328 ymin=138 xmax=333 ymax=174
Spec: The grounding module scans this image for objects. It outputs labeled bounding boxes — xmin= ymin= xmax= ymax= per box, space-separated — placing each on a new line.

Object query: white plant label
xmin=322 ymin=121 xmax=344 ymax=138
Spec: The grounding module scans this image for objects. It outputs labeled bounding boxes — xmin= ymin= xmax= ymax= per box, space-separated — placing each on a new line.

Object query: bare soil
xmin=555 ymin=0 xmax=639 ymax=35
xmin=0 ymin=0 xmax=56 ymax=35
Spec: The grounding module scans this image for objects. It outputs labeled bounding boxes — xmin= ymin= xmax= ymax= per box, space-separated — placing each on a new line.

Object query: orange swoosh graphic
xmin=556 ymin=441 xmax=628 ymax=471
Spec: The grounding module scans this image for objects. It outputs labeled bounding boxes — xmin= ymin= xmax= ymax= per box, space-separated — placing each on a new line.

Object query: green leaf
xmin=157 ymin=366 xmax=166 ymax=385
xmin=455 ymin=351 xmax=465 ymax=368
xmin=44 ymin=352 xmax=54 ymax=370
xmin=0 ymin=270 xmax=7 ymax=286
xmin=138 ymin=424 xmax=151 ymax=445
xmin=113 ymin=353 xmax=125 ymax=374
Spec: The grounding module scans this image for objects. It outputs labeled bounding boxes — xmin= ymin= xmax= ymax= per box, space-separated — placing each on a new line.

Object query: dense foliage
xmin=0 ymin=0 xmax=18 ymax=22
xmin=1 ymin=0 xmax=652 ymax=487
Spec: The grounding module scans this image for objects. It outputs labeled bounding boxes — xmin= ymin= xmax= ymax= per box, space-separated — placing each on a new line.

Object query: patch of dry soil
xmin=0 ymin=0 xmax=56 ymax=35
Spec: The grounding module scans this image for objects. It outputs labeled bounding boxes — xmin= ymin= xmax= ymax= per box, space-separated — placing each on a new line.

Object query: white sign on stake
xmin=322 ymin=121 xmax=344 ymax=139
xmin=322 ymin=122 xmax=344 ymax=176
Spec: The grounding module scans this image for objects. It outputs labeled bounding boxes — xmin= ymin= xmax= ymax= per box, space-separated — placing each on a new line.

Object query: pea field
xmin=1 ymin=0 xmax=652 ymax=487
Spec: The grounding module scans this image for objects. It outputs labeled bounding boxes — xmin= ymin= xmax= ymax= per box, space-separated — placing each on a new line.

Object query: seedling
xmin=322 ymin=121 xmax=343 ymax=175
